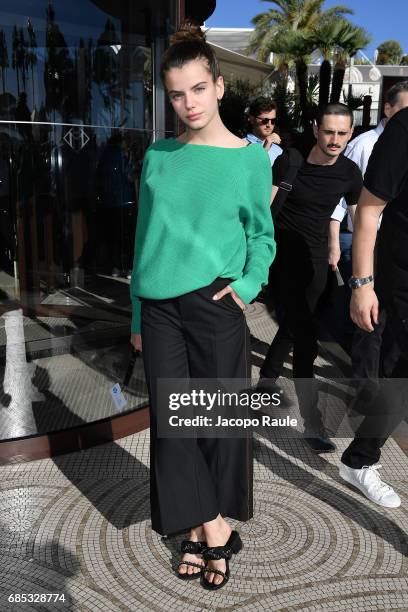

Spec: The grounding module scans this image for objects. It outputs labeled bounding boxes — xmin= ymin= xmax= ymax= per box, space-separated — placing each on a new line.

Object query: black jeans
xmin=342 ymin=308 xmax=407 ymax=468
xmin=261 ymin=231 xmax=328 ymax=379
xmin=260 ymin=230 xmax=328 ymax=432
xmin=141 ymin=278 xmax=252 ymax=536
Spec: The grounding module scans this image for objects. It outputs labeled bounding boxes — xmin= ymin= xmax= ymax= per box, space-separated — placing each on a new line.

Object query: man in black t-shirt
xmin=339 ymin=107 xmax=408 ymax=508
xmin=260 ymin=103 xmax=363 ymax=453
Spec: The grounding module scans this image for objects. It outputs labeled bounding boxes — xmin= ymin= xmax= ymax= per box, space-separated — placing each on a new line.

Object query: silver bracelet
xmin=348 ymin=275 xmax=374 ymax=290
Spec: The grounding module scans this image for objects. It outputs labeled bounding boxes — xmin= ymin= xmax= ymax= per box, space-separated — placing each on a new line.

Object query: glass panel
xmin=0 ymin=0 xmax=163 ymax=440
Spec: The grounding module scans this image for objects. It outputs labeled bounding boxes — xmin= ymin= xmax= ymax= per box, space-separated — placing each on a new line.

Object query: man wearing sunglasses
xmin=245 ymin=97 xmax=283 ymax=166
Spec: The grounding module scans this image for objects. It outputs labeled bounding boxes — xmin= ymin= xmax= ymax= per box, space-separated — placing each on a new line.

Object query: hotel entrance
xmin=0 ymin=0 xmax=206 ymax=447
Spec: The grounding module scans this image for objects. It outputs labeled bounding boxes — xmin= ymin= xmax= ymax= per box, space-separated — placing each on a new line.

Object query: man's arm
xmin=350 ymin=187 xmax=387 ymax=332
xmin=271 ymin=184 xmax=279 ymax=204
xmin=347 ymin=204 xmax=356 ymax=226
xmin=352 ymin=110 xmax=408 ymax=331
xmin=270 ymin=151 xmax=287 ymax=206
xmin=328 ymin=219 xmax=341 ymax=270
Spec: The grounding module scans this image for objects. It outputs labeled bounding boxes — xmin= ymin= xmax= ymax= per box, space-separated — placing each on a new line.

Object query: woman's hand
xmin=212 ymin=285 xmax=245 ymax=310
xmin=130 ymin=333 xmax=142 ymax=352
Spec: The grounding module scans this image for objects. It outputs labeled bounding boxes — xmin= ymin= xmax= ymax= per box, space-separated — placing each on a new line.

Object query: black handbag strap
xmin=271 ymin=148 xmax=303 ymax=221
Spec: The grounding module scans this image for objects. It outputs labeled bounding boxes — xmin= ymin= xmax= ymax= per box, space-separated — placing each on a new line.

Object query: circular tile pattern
xmin=1 ymin=465 xmax=406 ymax=611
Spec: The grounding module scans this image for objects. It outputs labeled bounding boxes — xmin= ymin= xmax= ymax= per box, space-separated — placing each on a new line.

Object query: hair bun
xmin=170 ymin=20 xmax=205 ymax=45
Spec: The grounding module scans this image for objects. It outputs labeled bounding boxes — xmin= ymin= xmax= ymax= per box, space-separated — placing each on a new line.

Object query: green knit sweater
xmin=130 ymin=138 xmax=276 ymax=332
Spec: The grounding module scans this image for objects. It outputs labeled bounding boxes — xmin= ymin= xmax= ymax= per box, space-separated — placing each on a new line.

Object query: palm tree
xmin=376 ymin=39 xmax=403 ymax=65
xmin=93 ymin=19 xmax=120 ymax=126
xmin=18 ymin=28 xmax=29 ymax=92
xmin=12 ymin=25 xmax=22 ymax=93
xmin=268 ymin=29 xmax=315 ymax=128
xmin=247 ymin=0 xmax=353 ymax=62
xmin=75 ymin=37 xmax=93 ymax=121
xmin=0 ymin=29 xmax=9 ymax=93
xmin=44 ymin=3 xmax=74 ymax=118
xmin=311 ymin=17 xmax=346 ymax=108
xmin=26 ymin=18 xmax=38 ymax=106
xmin=247 ymin=1 xmax=353 ymax=125
xmin=330 ymin=22 xmax=371 ymax=103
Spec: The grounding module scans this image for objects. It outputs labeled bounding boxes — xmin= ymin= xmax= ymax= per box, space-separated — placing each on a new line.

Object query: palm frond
xmin=324 ymin=5 xmax=354 ymax=17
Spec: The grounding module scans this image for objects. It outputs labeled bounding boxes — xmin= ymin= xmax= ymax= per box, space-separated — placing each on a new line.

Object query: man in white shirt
xmin=245 ymin=97 xmax=283 ymax=166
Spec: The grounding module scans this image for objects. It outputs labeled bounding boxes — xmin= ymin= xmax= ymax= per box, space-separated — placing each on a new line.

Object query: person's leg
xmin=292 ymin=310 xmax=318 ymax=379
xmin=350 ymin=309 xmax=386 ymax=378
xmin=180 ymin=278 xmax=251 ymax=586
xmin=180 ymin=278 xmax=252 ymax=520
xmin=259 ymin=313 xmax=292 ymax=380
xmin=342 ymin=309 xmax=387 ymax=468
xmin=292 ymin=260 xmax=332 ymax=446
xmin=339 ymin=401 xmax=403 ymax=508
xmin=141 ymin=298 xmax=220 ymax=539
xmin=340 ymin=309 xmax=406 ymax=507
xmin=292 ymin=303 xmax=330 ymax=443
xmin=379 ymin=318 xmax=401 ymax=378
xmin=260 ymin=233 xmax=297 ymax=381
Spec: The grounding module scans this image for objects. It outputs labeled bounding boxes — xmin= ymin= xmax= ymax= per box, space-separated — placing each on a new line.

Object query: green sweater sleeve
xmin=230 ymin=150 xmax=276 ymax=303
xmin=131 ymin=294 xmax=141 ymax=333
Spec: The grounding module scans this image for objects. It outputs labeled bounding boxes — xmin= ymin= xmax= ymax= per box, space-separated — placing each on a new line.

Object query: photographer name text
xmin=169 ymin=415 xmax=297 ymax=428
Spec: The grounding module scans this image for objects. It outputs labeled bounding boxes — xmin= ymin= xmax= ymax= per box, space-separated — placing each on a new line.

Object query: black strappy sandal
xmin=177 ymin=540 xmax=207 ymax=580
xmin=201 ymin=530 xmax=243 ymax=591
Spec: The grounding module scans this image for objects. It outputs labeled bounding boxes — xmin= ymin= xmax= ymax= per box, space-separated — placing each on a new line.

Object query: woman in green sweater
xmin=130 ymin=21 xmax=275 ymax=590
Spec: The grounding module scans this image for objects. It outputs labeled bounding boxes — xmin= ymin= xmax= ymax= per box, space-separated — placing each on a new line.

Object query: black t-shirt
xmin=364 ymin=107 xmax=408 ymax=313
xmin=273 ymin=151 xmax=363 ymax=259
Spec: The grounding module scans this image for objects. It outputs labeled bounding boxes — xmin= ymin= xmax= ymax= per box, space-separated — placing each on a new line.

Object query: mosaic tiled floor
xmin=0 ymin=303 xmax=406 ymax=611
xmin=0 ymin=432 xmax=406 ymax=611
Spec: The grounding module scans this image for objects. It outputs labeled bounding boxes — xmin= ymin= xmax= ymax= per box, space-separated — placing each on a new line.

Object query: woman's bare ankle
xmin=203 ymin=515 xmax=231 ymax=545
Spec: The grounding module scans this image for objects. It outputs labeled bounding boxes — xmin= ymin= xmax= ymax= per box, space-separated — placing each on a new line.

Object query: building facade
xmin=0 ymin=0 xmax=215 ymax=445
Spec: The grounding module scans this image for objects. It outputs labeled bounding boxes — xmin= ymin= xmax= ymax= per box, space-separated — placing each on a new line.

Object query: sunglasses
xmin=256 ymin=117 xmax=277 ymax=125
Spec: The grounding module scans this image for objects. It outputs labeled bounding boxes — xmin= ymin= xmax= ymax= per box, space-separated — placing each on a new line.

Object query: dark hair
xmin=248 ymin=97 xmax=277 ymax=117
xmin=160 ymin=20 xmax=220 ymax=84
xmin=385 ymin=80 xmax=408 ymax=106
xmin=316 ymin=103 xmax=354 ymax=127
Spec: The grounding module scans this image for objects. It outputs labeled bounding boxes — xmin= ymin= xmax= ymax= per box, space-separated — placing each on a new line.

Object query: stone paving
xmin=0 ymin=303 xmax=407 ymax=611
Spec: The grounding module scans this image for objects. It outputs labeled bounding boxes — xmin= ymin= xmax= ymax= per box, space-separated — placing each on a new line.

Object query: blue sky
xmin=206 ymin=0 xmax=408 ymax=60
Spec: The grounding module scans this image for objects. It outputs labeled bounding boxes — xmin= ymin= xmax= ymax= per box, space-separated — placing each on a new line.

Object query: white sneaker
xmin=339 ymin=463 xmax=401 ymax=508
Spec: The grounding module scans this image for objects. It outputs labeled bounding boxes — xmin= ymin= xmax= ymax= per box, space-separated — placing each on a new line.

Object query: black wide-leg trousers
xmin=141 ymin=278 xmax=252 ymax=536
